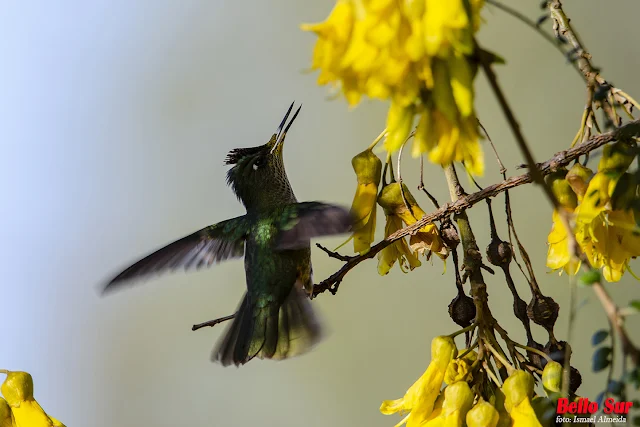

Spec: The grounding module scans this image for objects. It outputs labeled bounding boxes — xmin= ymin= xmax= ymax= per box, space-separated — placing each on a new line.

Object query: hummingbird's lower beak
xmin=272 ymin=102 xmax=302 ymax=152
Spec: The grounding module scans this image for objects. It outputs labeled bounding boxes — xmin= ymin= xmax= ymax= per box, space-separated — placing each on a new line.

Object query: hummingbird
xmin=103 ymin=102 xmax=353 ymax=366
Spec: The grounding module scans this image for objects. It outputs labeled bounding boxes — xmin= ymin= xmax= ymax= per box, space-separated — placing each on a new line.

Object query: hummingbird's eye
xmin=252 ymin=156 xmax=266 ymax=171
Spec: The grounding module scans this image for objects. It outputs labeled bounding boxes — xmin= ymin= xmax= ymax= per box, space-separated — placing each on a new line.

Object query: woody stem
xmin=443 ymin=166 xmax=490 ymax=330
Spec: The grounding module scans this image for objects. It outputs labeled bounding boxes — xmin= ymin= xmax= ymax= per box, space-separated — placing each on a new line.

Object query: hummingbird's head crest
xmin=224 ymin=102 xmax=301 ymax=209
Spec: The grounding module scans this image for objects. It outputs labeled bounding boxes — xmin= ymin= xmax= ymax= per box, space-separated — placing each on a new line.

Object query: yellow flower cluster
xmin=0 ymin=370 xmax=65 ymax=427
xmin=378 ymin=336 xmax=594 ymax=427
xmin=343 ymin=147 xmax=448 ymax=273
xmin=302 ymin=0 xmax=486 ymax=175
xmin=546 ymin=141 xmax=640 ymax=282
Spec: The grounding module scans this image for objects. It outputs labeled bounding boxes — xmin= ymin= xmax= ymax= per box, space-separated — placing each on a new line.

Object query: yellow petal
xmin=510 ymin=398 xmax=543 ymax=427
xmin=354 ymin=205 xmax=377 ymax=254
xmin=10 ymin=400 xmax=54 ymax=427
xmin=432 ymin=59 xmax=458 ymax=123
xmin=412 ymin=109 xmax=434 ymax=157
xmin=448 ymin=55 xmax=474 ymax=117
xmin=385 ymin=101 xmax=416 ymax=151
xmin=0 ymin=398 xmax=14 ymax=427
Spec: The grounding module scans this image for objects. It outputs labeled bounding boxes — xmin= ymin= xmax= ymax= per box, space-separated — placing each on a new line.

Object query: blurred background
xmin=1 ymin=1 xmax=640 ymax=425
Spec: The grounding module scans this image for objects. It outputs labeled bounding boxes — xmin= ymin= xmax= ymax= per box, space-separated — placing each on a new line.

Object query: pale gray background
xmin=1 ymin=1 xmax=639 ymax=426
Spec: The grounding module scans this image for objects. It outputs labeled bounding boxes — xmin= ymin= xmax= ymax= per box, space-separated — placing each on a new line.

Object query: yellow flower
xmin=377 ymin=182 xmax=448 ymax=260
xmin=572 ymin=146 xmax=640 ymax=282
xmin=466 ymin=401 xmax=500 ymax=427
xmin=377 ymin=211 xmax=422 ymax=275
xmin=422 ymin=381 xmax=474 ymax=427
xmin=580 ymin=209 xmax=640 ymax=282
xmin=565 ymin=163 xmax=594 ymax=203
xmin=380 ymin=336 xmax=457 ymax=427
xmin=444 ymin=359 xmax=472 ymax=385
xmin=545 ymin=169 xmax=580 ymax=276
xmin=302 ymin=0 xmax=486 ymax=175
xmin=414 ymin=99 xmax=483 ymax=176
xmin=546 ymin=209 xmax=580 ymax=276
xmin=423 ymin=0 xmax=484 ymax=58
xmin=501 ymin=370 xmax=542 ymax=427
xmin=1 ymin=371 xmax=65 ymax=427
xmin=344 ymin=148 xmax=383 ymax=254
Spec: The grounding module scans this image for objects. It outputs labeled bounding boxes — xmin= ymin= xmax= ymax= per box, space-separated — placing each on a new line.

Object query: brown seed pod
xmin=486 ymin=239 xmax=513 ymax=267
xmin=543 ymin=340 xmax=568 ymax=364
xmin=449 ymin=292 xmax=476 ymax=327
xmin=528 ymin=293 xmax=560 ymax=332
xmin=570 ymin=366 xmax=582 ymax=395
xmin=440 ymin=219 xmax=460 ymax=250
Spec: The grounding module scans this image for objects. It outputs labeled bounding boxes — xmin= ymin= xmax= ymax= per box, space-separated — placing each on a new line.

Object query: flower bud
xmin=347 ymin=148 xmax=382 ymax=254
xmin=466 ymin=401 xmax=499 ymax=427
xmin=541 ymin=361 xmax=562 ymax=396
xmin=1 ymin=372 xmax=33 ymax=406
xmin=545 ymin=169 xmax=577 ymax=209
xmin=565 ymin=163 xmax=593 ymax=201
xmin=1 ymin=370 xmax=65 ymax=427
xmin=502 ymin=370 xmax=534 ymax=411
xmin=444 ymin=359 xmax=472 ymax=385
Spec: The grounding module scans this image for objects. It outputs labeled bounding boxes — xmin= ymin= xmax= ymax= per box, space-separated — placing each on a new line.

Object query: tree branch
xmin=311 ymin=119 xmax=640 ymax=298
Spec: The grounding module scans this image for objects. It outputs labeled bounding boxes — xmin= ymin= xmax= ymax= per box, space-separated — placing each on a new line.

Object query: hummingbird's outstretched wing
xmin=275 ymin=202 xmax=353 ymax=250
xmin=103 ymin=215 xmax=249 ymax=294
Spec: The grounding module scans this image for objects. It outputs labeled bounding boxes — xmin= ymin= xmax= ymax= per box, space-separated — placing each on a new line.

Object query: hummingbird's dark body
xmin=104 ymin=103 xmax=351 ymax=366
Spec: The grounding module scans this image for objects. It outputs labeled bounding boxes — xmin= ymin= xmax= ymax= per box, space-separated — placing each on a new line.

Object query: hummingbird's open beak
xmin=271 ymin=102 xmax=302 ymax=153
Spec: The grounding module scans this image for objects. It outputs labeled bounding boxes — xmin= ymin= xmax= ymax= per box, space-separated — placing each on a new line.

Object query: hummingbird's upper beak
xmin=270 ymin=102 xmax=302 ymax=154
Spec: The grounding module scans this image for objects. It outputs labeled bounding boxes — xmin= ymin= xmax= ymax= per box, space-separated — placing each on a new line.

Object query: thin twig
xmin=316 ymin=243 xmax=356 ymax=262
xmin=192 ymin=313 xmax=236 ymax=331
xmin=593 ymin=282 xmax=640 ymax=365
xmin=478 ymin=45 xmax=560 ymax=209
xmin=418 ymin=155 xmax=441 ymax=209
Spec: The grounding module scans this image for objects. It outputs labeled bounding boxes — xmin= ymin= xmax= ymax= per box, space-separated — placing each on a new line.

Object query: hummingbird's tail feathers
xmin=102 ymin=216 xmax=249 ymax=294
xmin=275 ymin=202 xmax=354 ymax=250
xmin=213 ymin=286 xmax=322 ymax=367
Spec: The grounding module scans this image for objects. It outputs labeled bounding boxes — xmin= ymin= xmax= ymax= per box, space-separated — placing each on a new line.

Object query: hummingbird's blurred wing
xmin=275 ymin=202 xmax=353 ymax=250
xmin=102 ymin=215 xmax=249 ymax=294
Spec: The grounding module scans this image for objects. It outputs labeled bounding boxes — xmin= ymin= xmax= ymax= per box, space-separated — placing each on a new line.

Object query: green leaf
xmin=633 ymin=415 xmax=640 ymax=426
xmin=591 ymin=329 xmax=609 ymax=346
xmin=579 ymin=269 xmax=601 ymax=286
xmin=592 ymin=347 xmax=612 ymax=372
xmin=630 ymin=300 xmax=640 ymax=312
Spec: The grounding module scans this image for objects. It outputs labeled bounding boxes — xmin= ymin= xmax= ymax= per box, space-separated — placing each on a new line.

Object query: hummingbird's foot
xmin=192 ymin=313 xmax=236 ymax=331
